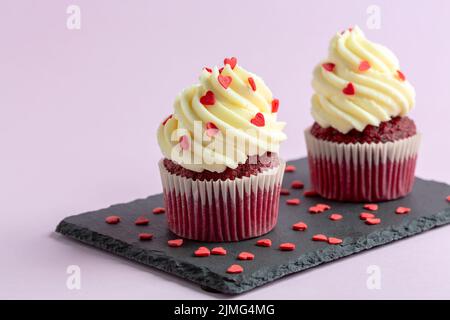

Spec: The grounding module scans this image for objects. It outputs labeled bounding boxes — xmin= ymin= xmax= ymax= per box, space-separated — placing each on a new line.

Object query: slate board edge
xmin=55 ymin=206 xmax=450 ymax=295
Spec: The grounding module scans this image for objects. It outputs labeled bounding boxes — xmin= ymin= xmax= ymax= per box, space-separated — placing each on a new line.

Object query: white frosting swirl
xmin=157 ymin=62 xmax=286 ymax=173
xmin=311 ymin=26 xmax=415 ymax=134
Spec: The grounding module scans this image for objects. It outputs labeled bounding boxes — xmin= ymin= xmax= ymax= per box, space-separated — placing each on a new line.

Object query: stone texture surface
xmin=55 ymin=158 xmax=450 ymax=294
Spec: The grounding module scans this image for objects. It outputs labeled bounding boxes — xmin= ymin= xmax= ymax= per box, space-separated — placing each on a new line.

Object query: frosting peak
xmin=311 ymin=26 xmax=415 ymax=134
xmin=157 ymin=58 xmax=286 ymax=173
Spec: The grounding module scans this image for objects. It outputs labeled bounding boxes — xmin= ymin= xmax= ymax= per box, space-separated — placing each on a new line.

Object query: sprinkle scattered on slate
xmin=105 ymin=216 xmax=120 ymax=224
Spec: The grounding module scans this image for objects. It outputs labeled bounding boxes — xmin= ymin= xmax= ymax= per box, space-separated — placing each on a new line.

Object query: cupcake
xmin=305 ymin=26 xmax=420 ymax=202
xmin=157 ymin=57 xmax=287 ymax=241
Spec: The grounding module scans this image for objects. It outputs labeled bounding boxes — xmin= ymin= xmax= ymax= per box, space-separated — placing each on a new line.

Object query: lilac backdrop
xmin=1 ymin=0 xmax=450 ymax=299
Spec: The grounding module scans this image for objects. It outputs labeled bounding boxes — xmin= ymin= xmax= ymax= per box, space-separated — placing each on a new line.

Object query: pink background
xmin=1 ymin=0 xmax=450 ymax=299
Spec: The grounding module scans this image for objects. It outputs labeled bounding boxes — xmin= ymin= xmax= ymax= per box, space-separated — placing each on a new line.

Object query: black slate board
xmin=56 ymin=158 xmax=450 ymax=294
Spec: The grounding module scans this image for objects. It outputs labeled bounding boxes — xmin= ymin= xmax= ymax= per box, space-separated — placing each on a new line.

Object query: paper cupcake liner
xmin=305 ymin=129 xmax=421 ymax=202
xmin=158 ymin=160 xmax=286 ymax=242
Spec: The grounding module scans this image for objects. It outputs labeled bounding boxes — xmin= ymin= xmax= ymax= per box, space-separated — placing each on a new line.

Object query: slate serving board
xmin=56 ymin=157 xmax=450 ymax=294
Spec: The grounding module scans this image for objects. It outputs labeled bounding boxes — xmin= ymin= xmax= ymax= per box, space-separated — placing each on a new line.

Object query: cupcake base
xmin=159 ymin=160 xmax=285 ymax=242
xmin=305 ymin=129 xmax=421 ymax=202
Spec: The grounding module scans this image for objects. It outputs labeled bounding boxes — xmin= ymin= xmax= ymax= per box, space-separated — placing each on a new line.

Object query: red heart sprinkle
xmin=292 ymin=221 xmax=308 ymax=231
xmin=358 ymin=60 xmax=371 ymax=71
xmin=194 ymin=246 xmax=210 ymax=257
xmin=139 ymin=233 xmax=153 ymax=240
xmin=342 ymin=82 xmax=355 ymax=95
xmin=211 ymin=247 xmax=227 ymax=255
xmin=447 ymin=195 xmax=450 ymax=202
xmin=312 ymin=234 xmax=328 ymax=242
xmin=360 ymin=212 xmax=375 ymax=220
xmin=227 ymin=264 xmax=243 ymax=274
xmin=237 ymin=252 xmax=255 ymax=260
xmin=285 ymin=165 xmax=296 ymax=172
xmin=328 ymin=237 xmax=343 ymax=245
xmin=135 ymin=216 xmax=149 ymax=226
xmin=247 ymin=77 xmax=257 ymax=91
xmin=309 ymin=206 xmax=323 ymax=214
xmin=200 ymin=90 xmax=216 ymax=106
xmin=287 ymin=198 xmax=301 ymax=205
xmin=218 ymin=74 xmax=232 ymax=89
xmin=162 ymin=114 xmax=172 ymax=126
xmin=303 ymin=190 xmax=319 ymax=197
xmin=395 ymin=206 xmax=411 ymax=214
xmin=397 ymin=70 xmax=406 ymax=81
xmin=105 ymin=215 xmax=120 ymax=224
xmin=271 ymin=99 xmax=280 ymax=113
xmin=316 ymin=203 xmax=331 ymax=211
xmin=279 ymin=243 xmax=296 ymax=251
xmin=203 ymin=67 xmax=212 ymax=73
xmin=168 ymin=239 xmax=183 ymax=247
xmin=179 ymin=135 xmax=190 ymax=150
xmin=364 ymin=204 xmax=378 ymax=211
xmin=280 ymin=188 xmax=291 ymax=196
xmin=322 ymin=62 xmax=336 ymax=72
xmin=219 ymin=67 xmax=224 ymax=73
xmin=152 ymin=207 xmax=165 ymax=214
xmin=205 ymin=122 xmax=219 ymax=137
xmin=256 ymin=239 xmax=272 ymax=247
xmin=224 ymin=57 xmax=237 ymax=69
xmin=291 ymin=180 xmax=304 ymax=189
xmin=365 ymin=218 xmax=381 ymax=225
xmin=329 ymin=213 xmax=343 ymax=221
xmin=250 ymin=112 xmax=265 ymax=127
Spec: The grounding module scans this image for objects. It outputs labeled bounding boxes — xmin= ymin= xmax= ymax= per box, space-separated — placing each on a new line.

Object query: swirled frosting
xmin=311 ymin=26 xmax=415 ymax=134
xmin=157 ymin=59 xmax=286 ymax=173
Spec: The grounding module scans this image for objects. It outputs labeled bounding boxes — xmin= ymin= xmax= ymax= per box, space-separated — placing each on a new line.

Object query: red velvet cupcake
xmin=305 ymin=27 xmax=421 ymax=202
xmin=157 ymin=58 xmax=286 ymax=241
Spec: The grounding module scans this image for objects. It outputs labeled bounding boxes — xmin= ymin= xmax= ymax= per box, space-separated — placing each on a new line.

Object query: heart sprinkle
xmin=168 ymin=239 xmax=183 ymax=247
xmin=280 ymin=188 xmax=291 ymax=196
xmin=309 ymin=206 xmax=323 ymax=214
xmin=271 ymin=99 xmax=279 ymax=113
xmin=237 ymin=252 xmax=255 ymax=260
xmin=200 ymin=90 xmax=216 ymax=106
xmin=360 ymin=212 xmax=375 ymax=220
xmin=397 ymin=70 xmax=406 ymax=81
xmin=328 ymin=237 xmax=343 ymax=245
xmin=363 ymin=204 xmax=378 ymax=211
xmin=292 ymin=222 xmax=308 ymax=231
xmin=312 ymin=234 xmax=328 ymax=242
xmin=179 ymin=135 xmax=190 ymax=150
xmin=447 ymin=195 xmax=450 ymax=202
xmin=365 ymin=218 xmax=381 ymax=225
xmin=291 ymin=180 xmax=304 ymax=189
xmin=105 ymin=216 xmax=120 ymax=224
xmin=211 ymin=247 xmax=227 ymax=255
xmin=152 ymin=207 xmax=166 ymax=214
xmin=342 ymin=82 xmax=355 ymax=95
xmin=358 ymin=60 xmax=371 ymax=71
xmin=162 ymin=114 xmax=172 ymax=126
xmin=203 ymin=67 xmax=212 ymax=73
xmin=303 ymin=190 xmax=319 ymax=197
xmin=286 ymin=198 xmax=301 ymax=206
xmin=224 ymin=57 xmax=237 ymax=69
xmin=135 ymin=216 xmax=149 ymax=226
xmin=218 ymin=74 xmax=232 ymax=89
xmin=256 ymin=239 xmax=272 ymax=247
xmin=316 ymin=204 xmax=331 ymax=211
xmin=284 ymin=165 xmax=296 ymax=172
xmin=395 ymin=207 xmax=411 ymax=214
xmin=194 ymin=247 xmax=210 ymax=257
xmin=322 ymin=63 xmax=336 ymax=72
xmin=205 ymin=122 xmax=219 ymax=137
xmin=248 ymin=77 xmax=256 ymax=91
xmin=139 ymin=233 xmax=153 ymax=241
xmin=250 ymin=112 xmax=265 ymax=127
xmin=329 ymin=213 xmax=343 ymax=221
xmin=227 ymin=264 xmax=243 ymax=274
xmin=219 ymin=67 xmax=224 ymax=73
xmin=279 ymin=243 xmax=296 ymax=251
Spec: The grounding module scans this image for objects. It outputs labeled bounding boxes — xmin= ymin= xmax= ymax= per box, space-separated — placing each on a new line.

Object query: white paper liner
xmin=158 ymin=160 xmax=286 ymax=242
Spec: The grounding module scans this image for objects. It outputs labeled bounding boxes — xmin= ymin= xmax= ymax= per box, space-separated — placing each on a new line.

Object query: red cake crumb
xmin=163 ymin=152 xmax=280 ymax=181
xmin=310 ymin=116 xmax=417 ymax=144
